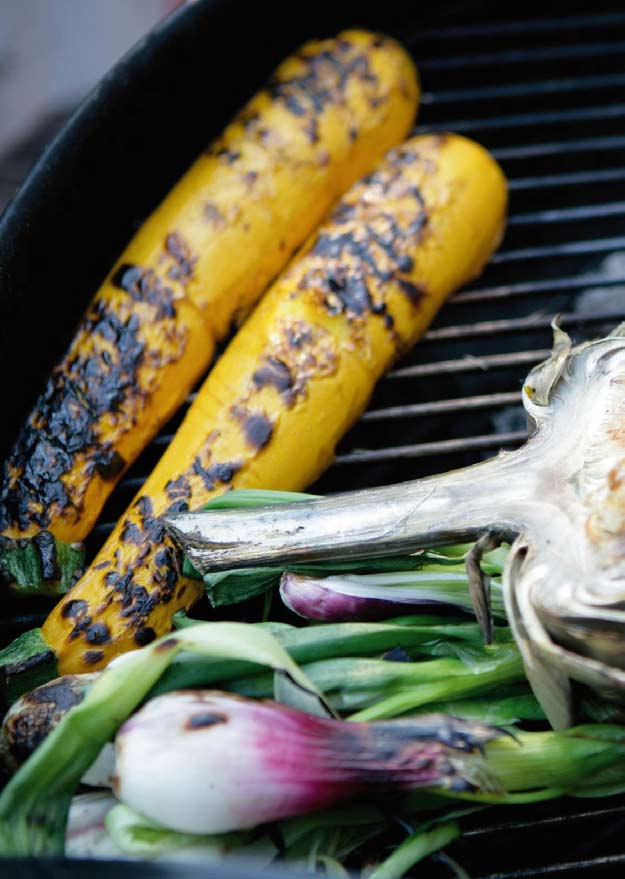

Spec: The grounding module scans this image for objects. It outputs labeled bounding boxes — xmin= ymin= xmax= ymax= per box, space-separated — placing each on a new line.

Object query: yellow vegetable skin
xmin=0 ymin=30 xmax=418 ymax=553
xmin=43 ymin=134 xmax=507 ymax=673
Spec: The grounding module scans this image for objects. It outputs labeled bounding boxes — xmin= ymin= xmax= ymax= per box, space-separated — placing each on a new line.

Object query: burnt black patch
xmin=266 ymin=37 xmax=378 ymax=123
xmin=238 ymin=411 xmax=274 ymax=450
xmin=83 ymin=650 xmax=104 ymax=666
xmin=253 ymin=357 xmax=293 ymax=396
xmin=61 ymin=598 xmax=89 ymax=620
xmin=94 ymin=449 xmax=126 ymax=481
xmin=177 ymin=453 xmax=239 ymax=495
xmin=204 ymin=202 xmax=225 ymax=225
xmin=305 ymin=117 xmax=319 ymax=144
xmin=185 ymin=711 xmax=228 ymax=730
xmin=215 ymin=147 xmax=241 ymax=164
xmin=208 ymin=462 xmax=240 ymax=483
xmin=85 ymin=622 xmax=111 ymax=646
xmin=111 ymin=263 xmax=143 ymax=293
xmin=121 ymin=521 xmax=143 ymax=545
xmin=134 ymin=626 xmax=156 ymax=646
xmin=93 ymin=560 xmax=110 ymax=571
xmin=398 ymin=279 xmax=425 ymax=305
xmin=33 ymin=531 xmax=58 ymax=580
xmin=27 ymin=677 xmax=85 ymax=713
xmin=284 ymin=93 xmax=306 ymax=116
xmin=325 ymin=273 xmax=372 ymax=316
xmin=286 ymin=323 xmax=313 ymax=350
xmin=0 ymin=249 xmax=189 ymax=534
xmin=165 ymin=233 xmax=197 ymax=283
xmin=4 ymin=650 xmax=56 ymax=679
xmin=396 ymin=254 xmax=414 ymax=273
xmin=6 ymin=677 xmax=86 ymax=769
xmin=165 ymin=474 xmax=192 ymax=502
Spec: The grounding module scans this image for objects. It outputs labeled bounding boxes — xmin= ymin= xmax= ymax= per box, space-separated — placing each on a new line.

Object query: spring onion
xmin=113 ymin=691 xmax=502 ymax=834
xmin=280 ymin=570 xmax=506 ymax=622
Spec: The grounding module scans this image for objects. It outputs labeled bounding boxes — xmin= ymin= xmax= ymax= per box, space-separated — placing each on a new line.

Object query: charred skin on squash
xmin=0 ymin=30 xmax=418 ymax=565
xmin=43 ymin=134 xmax=507 ymax=674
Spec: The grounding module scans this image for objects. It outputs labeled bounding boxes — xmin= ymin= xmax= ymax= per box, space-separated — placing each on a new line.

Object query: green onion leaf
xmin=369 ymin=821 xmax=460 ymax=879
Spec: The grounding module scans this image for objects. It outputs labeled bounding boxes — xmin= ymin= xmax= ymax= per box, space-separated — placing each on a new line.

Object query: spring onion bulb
xmin=280 ymin=571 xmax=505 ymax=622
xmin=113 ymin=691 xmax=503 ymax=834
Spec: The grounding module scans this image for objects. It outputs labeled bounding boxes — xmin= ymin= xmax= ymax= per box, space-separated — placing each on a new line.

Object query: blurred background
xmin=0 ymin=0 xmax=183 ymax=211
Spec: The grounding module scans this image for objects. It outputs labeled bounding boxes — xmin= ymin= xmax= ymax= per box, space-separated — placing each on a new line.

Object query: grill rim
xmin=5 ymin=2 xmax=625 ymax=877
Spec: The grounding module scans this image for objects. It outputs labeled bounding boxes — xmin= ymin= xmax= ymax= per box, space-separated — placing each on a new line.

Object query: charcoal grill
xmin=3 ymin=1 xmax=625 ymax=876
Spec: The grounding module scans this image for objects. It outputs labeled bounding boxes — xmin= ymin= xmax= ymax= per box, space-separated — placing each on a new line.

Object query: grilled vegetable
xmin=279 ymin=569 xmax=506 ymax=622
xmin=0 ymin=625 xmax=519 ymax=771
xmin=6 ymin=617 xmax=625 ymax=862
xmin=169 ymin=325 xmax=625 ymax=729
xmin=0 ymin=621 xmax=325 ymax=855
xmin=39 ymin=133 xmax=506 ymax=675
xmin=113 ymin=692 xmax=501 ymax=834
xmin=0 ymin=29 xmax=418 ymax=592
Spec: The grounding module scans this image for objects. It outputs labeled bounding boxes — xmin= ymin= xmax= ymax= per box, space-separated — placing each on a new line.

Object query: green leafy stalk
xmin=0 ymin=534 xmax=84 ymax=595
xmin=348 ymin=643 xmax=524 ymax=721
xmin=369 ymin=822 xmax=460 ymax=879
xmin=150 ymin=618 xmax=487 ymax=698
xmin=410 ymin=689 xmax=545 ymax=726
xmin=228 ymin=642 xmax=525 ymax=718
xmin=0 ymin=622 xmax=325 ymax=857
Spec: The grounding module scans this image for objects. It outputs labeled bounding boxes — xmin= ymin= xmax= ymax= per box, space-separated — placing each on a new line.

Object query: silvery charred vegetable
xmin=166 ymin=325 xmax=625 ymax=728
xmin=113 ymin=690 xmax=501 ymax=834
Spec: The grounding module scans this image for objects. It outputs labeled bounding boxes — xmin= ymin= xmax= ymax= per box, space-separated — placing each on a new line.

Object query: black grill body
xmin=2 ymin=1 xmax=625 ymax=876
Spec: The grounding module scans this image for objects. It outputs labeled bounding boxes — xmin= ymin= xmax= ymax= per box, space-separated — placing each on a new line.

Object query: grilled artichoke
xmin=167 ymin=324 xmax=625 ymax=728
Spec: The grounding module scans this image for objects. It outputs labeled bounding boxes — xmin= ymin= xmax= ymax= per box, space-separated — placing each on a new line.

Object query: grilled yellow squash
xmin=0 ymin=30 xmax=418 ymax=568
xmin=42 ymin=133 xmax=507 ymax=673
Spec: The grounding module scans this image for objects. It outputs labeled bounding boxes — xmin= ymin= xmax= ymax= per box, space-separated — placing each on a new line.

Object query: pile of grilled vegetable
xmin=2 ymin=23 xmax=625 ymax=878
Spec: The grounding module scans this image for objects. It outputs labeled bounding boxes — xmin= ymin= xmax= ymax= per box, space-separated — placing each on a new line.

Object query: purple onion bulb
xmin=113 ymin=691 xmax=500 ymax=834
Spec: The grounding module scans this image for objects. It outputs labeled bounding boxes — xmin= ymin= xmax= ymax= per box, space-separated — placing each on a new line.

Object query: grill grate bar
xmin=508 ymin=168 xmax=625 ymax=191
xmin=475 ymin=853 xmax=625 ymax=879
xmin=452 ymin=274 xmax=625 ymax=306
xmin=422 ymin=72 xmax=625 ymax=106
xmin=424 ymin=311 xmax=624 ymax=343
xmin=463 ymin=806 xmax=625 ymax=840
xmin=416 ymin=103 xmax=625 ymax=134
xmin=361 ymin=391 xmax=520 ymax=422
xmin=490 ymin=235 xmax=625 ymax=265
xmin=388 ymin=349 xmax=551 ymax=379
xmin=335 ymin=431 xmax=525 ymax=465
xmin=409 ymin=11 xmax=625 ymax=40
xmin=417 ymin=39 xmax=625 ymax=72
xmin=492 ymin=133 xmax=625 ymax=161
xmin=117 ymin=476 xmax=145 ymax=492
xmin=507 ymin=201 xmax=625 ymax=227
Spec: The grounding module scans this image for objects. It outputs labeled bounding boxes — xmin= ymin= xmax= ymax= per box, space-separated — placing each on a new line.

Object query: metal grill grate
xmin=5 ymin=7 xmax=625 ymax=878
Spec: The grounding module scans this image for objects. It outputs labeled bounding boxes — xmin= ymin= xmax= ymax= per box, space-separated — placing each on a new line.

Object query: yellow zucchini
xmin=43 ymin=133 xmax=507 ymax=673
xmin=0 ymin=30 xmax=418 ymax=559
